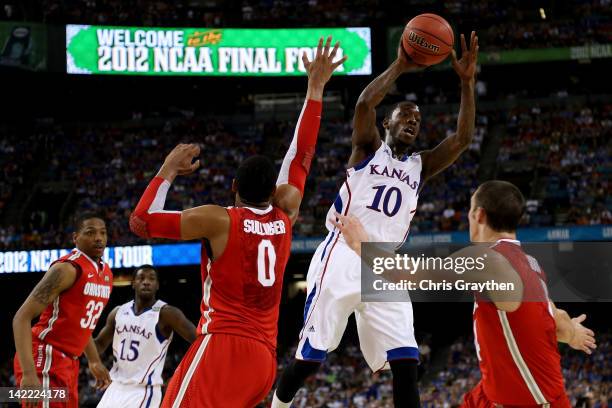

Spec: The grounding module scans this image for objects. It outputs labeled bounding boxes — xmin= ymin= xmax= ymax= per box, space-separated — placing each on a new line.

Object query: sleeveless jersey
xmin=326 ymin=141 xmax=422 ymax=244
xmin=32 ymin=249 xmax=113 ymax=357
xmin=109 ymin=300 xmax=172 ymax=386
xmin=196 ymin=205 xmax=292 ymax=354
xmin=473 ymin=239 xmax=565 ymax=405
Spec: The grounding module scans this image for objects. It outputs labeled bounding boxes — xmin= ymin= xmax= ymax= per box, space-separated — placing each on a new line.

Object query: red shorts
xmin=461 ymin=381 xmax=571 ymax=408
xmin=13 ymin=340 xmax=80 ymax=408
xmin=162 ymin=333 xmax=276 ymax=408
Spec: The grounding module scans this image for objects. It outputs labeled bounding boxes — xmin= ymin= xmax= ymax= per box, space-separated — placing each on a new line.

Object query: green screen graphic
xmin=0 ymin=22 xmax=47 ymax=71
xmin=66 ymin=25 xmax=371 ymax=76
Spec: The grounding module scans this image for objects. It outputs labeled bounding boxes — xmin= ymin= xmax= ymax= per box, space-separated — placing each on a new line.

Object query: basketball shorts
xmin=161 ymin=333 xmax=276 ymax=408
xmin=97 ymin=381 xmax=162 ymax=408
xmin=461 ymin=381 xmax=571 ymax=408
xmin=13 ymin=339 xmax=80 ymax=408
xmin=296 ymin=232 xmax=418 ymax=371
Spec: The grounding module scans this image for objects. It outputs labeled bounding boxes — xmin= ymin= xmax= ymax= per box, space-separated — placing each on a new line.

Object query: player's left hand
xmin=88 ymin=361 xmax=111 ymax=390
xmin=451 ymin=31 xmax=479 ymax=81
xmin=303 ymin=36 xmax=349 ymax=88
xmin=330 ymin=212 xmax=369 ymax=256
xmin=568 ymin=314 xmax=597 ymax=354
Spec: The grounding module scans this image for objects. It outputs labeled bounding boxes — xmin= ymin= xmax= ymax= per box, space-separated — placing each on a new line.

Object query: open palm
xmin=451 ymin=31 xmax=479 ymax=81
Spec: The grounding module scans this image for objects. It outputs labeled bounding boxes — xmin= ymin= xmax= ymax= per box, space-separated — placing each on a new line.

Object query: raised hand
xmin=303 ymin=36 xmax=348 ymax=100
xmin=451 ymin=31 xmax=479 ymax=81
xmin=158 ymin=143 xmax=201 ymax=182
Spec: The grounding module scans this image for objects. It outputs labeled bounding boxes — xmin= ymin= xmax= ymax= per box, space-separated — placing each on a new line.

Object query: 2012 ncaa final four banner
xmin=66 ymin=25 xmax=372 ymax=76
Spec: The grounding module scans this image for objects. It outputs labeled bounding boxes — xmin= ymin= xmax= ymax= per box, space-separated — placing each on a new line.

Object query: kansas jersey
xmin=196 ymin=205 xmax=292 ymax=354
xmin=32 ymin=249 xmax=113 ymax=357
xmin=110 ymin=300 xmax=172 ymax=386
xmin=326 ymin=141 xmax=422 ymax=244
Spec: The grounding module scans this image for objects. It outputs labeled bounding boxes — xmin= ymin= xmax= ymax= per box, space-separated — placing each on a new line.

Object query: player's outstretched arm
xmin=551 ymin=303 xmax=597 ymax=354
xmin=349 ymin=46 xmax=419 ymax=167
xmin=94 ymin=305 xmax=119 ymax=354
xmin=159 ymin=305 xmax=197 ymax=343
xmin=130 ymin=144 xmax=230 ymax=251
xmin=275 ymin=36 xmax=347 ymax=225
xmin=84 ymin=336 xmax=111 ymax=390
xmin=12 ymin=262 xmax=77 ymax=392
xmin=420 ymin=32 xmax=478 ymax=183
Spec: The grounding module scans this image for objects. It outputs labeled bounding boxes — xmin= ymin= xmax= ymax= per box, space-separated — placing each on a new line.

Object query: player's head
xmin=232 ymin=155 xmax=277 ymax=206
xmin=132 ymin=265 xmax=159 ymax=302
xmin=73 ymin=212 xmax=107 ymax=260
xmin=468 ymin=180 xmax=525 ymax=242
xmin=383 ymin=102 xmax=421 ymax=147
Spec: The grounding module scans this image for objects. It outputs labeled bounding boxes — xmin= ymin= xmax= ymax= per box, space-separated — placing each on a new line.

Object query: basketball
xmin=401 ymin=13 xmax=454 ymax=66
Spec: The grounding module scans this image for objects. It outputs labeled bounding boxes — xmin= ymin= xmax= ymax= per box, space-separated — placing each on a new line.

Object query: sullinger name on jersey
xmin=83 ymin=282 xmax=111 ymax=298
xmin=368 ymin=165 xmax=419 ymax=190
xmin=243 ymin=219 xmax=286 ymax=236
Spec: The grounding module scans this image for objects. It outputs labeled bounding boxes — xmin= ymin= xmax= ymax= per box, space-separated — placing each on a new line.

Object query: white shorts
xmin=97 ymin=381 xmax=162 ymax=408
xmin=296 ymin=232 xmax=418 ymax=371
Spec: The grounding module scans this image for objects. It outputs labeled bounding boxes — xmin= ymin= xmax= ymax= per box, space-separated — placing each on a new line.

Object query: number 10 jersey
xmin=326 ymin=141 xmax=422 ymax=245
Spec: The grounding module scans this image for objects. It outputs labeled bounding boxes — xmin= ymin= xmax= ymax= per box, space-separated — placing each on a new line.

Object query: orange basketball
xmin=401 ymin=13 xmax=454 ymax=66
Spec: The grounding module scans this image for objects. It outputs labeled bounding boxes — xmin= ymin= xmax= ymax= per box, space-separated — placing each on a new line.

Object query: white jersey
xmin=110 ymin=300 xmax=173 ymax=386
xmin=326 ymin=141 xmax=422 ymax=244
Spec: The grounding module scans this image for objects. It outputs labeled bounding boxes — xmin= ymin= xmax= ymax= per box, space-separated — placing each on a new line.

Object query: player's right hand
xmin=20 ymin=372 xmax=41 ymax=408
xmin=568 ymin=314 xmax=597 ymax=354
xmin=330 ymin=212 xmax=369 ymax=256
xmin=158 ymin=143 xmax=201 ymax=181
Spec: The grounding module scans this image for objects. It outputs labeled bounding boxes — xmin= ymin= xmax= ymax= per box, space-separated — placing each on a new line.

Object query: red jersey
xmin=196 ymin=206 xmax=292 ymax=354
xmin=473 ymin=239 xmax=565 ymax=405
xmin=32 ymin=249 xmax=113 ymax=357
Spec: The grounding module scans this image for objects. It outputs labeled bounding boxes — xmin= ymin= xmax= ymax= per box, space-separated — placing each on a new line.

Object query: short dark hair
xmin=235 ymin=155 xmax=277 ymax=203
xmin=385 ymin=101 xmax=419 ymax=121
xmin=133 ymin=264 xmax=158 ymax=280
xmin=474 ymin=181 xmax=525 ymax=232
xmin=74 ymin=212 xmax=105 ymax=232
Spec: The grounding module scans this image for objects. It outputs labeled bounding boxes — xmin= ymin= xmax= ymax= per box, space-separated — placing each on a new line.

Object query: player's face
xmin=73 ymin=218 xmax=107 ymax=259
xmin=133 ymin=269 xmax=159 ymax=300
xmin=387 ymin=105 xmax=421 ymax=145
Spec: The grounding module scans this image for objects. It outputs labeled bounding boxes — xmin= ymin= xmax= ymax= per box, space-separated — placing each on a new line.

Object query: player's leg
xmin=460 ymin=381 xmax=496 ymax=408
xmin=162 ymin=333 xmax=275 ymax=407
xmin=273 ymin=240 xmax=360 ymax=407
xmin=356 ymin=301 xmax=420 ymax=408
xmin=14 ymin=342 xmax=79 ymax=408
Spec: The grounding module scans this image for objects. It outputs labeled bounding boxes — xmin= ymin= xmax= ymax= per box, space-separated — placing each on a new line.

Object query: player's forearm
xmin=305 ymin=81 xmax=325 ymax=102
xmin=84 ymin=337 xmax=103 ymax=363
xmin=455 ymin=79 xmax=475 ymax=147
xmin=553 ymin=307 xmax=575 ymax=343
xmin=130 ymin=176 xmax=182 ymax=239
xmin=357 ymin=60 xmax=411 ymax=108
xmin=276 ymin=98 xmax=322 ymax=195
xmin=12 ymin=312 xmax=37 ymax=376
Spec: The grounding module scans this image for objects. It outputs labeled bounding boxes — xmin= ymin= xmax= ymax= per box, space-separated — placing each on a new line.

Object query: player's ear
xmin=231 ymin=179 xmax=238 ymax=193
xmin=72 ymin=231 xmax=78 ymax=246
xmin=476 ymin=207 xmax=487 ymax=225
xmin=382 ymin=117 xmax=390 ymax=130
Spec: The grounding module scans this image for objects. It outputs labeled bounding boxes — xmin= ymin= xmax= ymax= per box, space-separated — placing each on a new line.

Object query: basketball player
xmin=332 ymin=180 xmax=597 ymax=408
xmin=94 ymin=265 xmax=197 ymax=408
xmin=128 ymin=36 xmax=346 ymax=407
xmin=272 ymin=32 xmax=479 ymax=408
xmin=13 ymin=213 xmax=113 ymax=408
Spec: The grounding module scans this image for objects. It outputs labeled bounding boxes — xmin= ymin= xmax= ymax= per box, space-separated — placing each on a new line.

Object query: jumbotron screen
xmin=66 ymin=25 xmax=372 ymax=76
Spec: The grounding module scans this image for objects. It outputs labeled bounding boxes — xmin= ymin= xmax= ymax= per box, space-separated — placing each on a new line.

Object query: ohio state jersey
xmin=32 ymin=249 xmax=113 ymax=357
xmin=196 ymin=205 xmax=292 ymax=354
xmin=473 ymin=239 xmax=565 ymax=405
